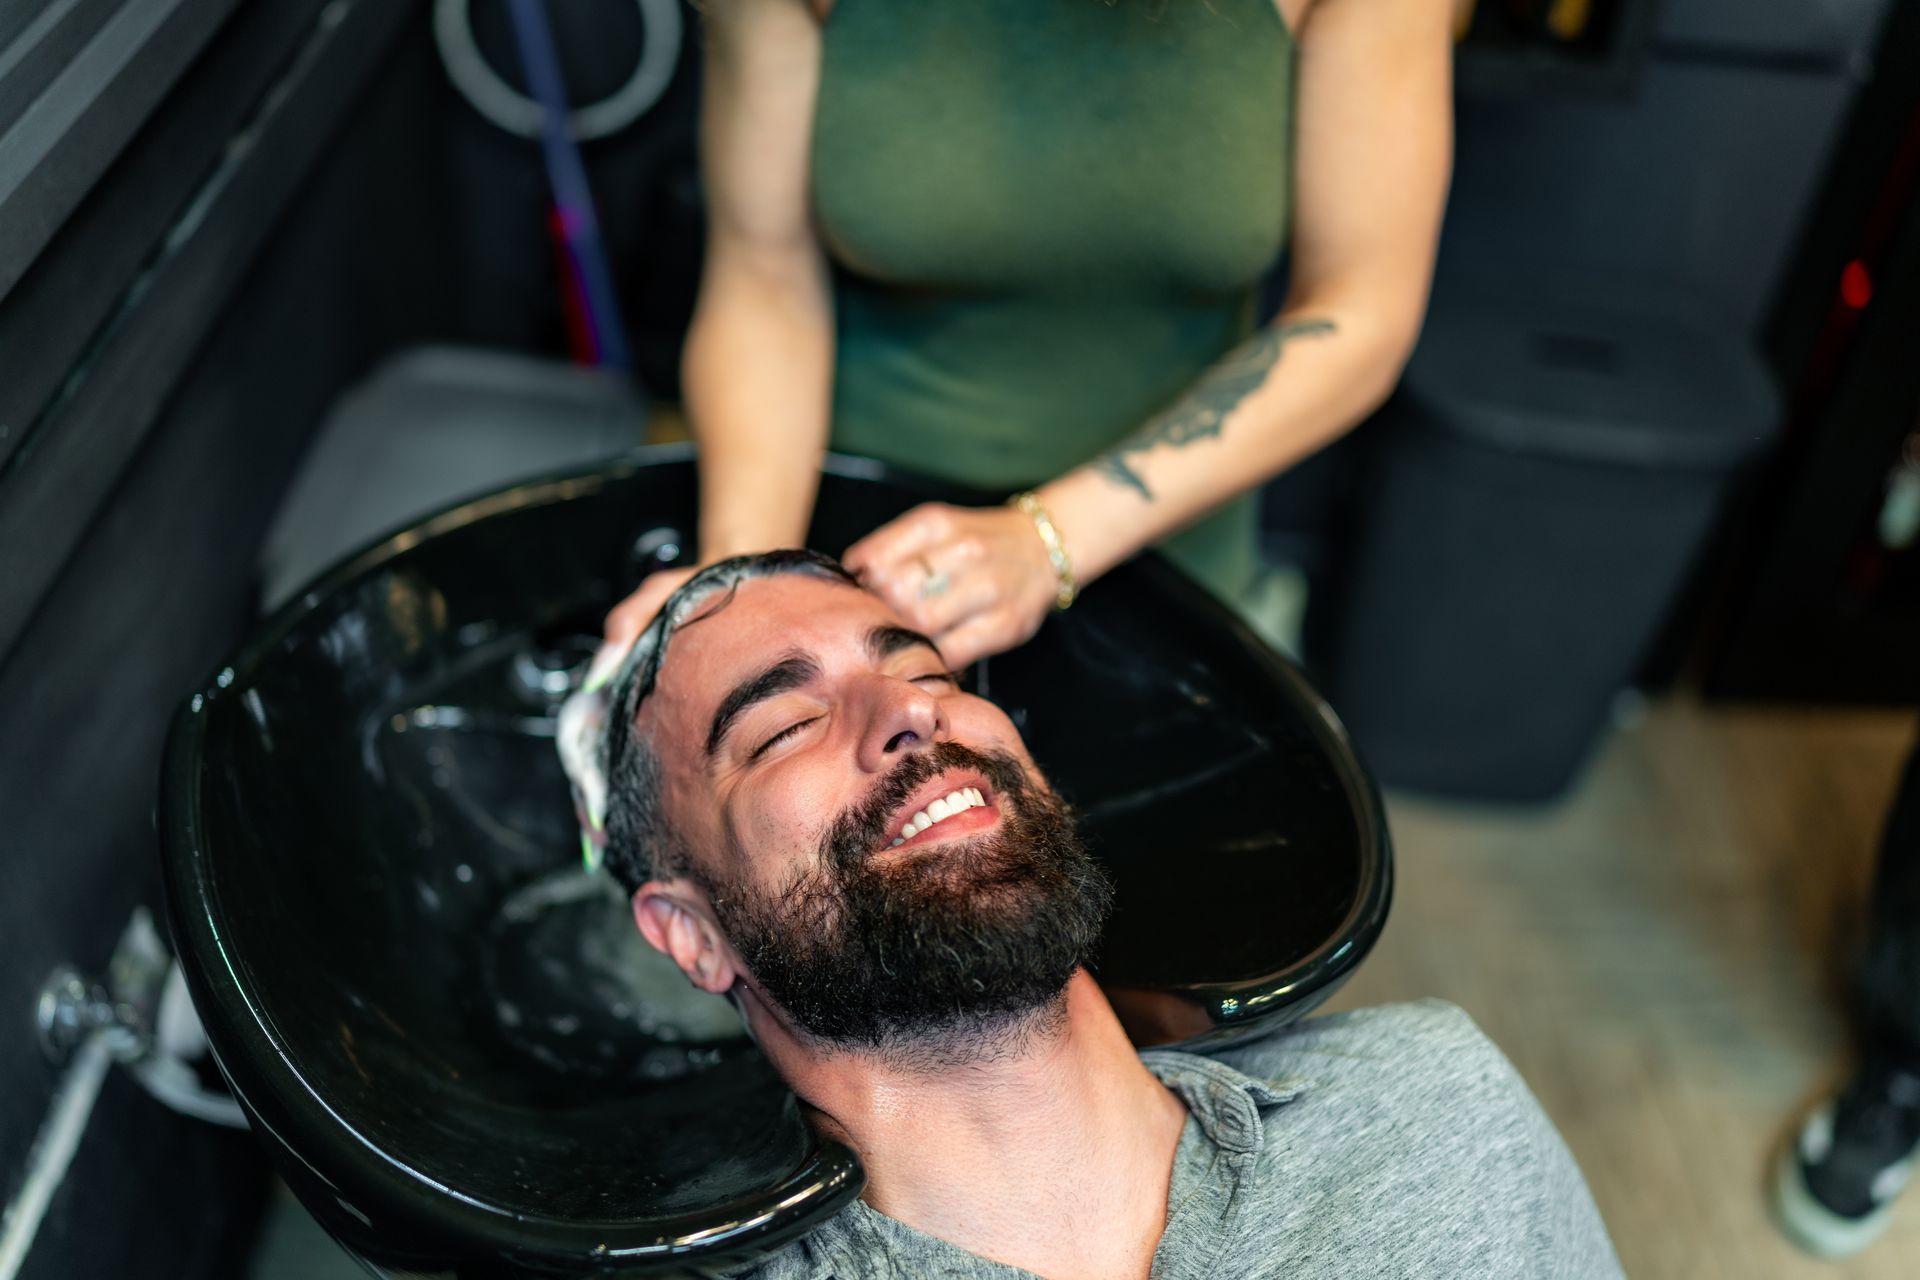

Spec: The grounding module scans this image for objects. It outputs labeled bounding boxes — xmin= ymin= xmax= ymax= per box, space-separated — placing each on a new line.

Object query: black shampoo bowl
xmin=159 ymin=452 xmax=1389 ymax=1276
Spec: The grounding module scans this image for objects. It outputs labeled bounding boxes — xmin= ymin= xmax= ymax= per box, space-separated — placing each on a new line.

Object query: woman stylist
xmin=600 ymin=0 xmax=1453 ymax=671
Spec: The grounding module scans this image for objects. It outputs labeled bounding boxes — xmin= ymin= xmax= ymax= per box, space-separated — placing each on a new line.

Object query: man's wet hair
xmin=600 ymin=549 xmax=864 ymax=895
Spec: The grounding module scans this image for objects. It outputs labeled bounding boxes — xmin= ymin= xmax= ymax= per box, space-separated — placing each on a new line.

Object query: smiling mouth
xmin=885 ymin=784 xmax=996 ymax=852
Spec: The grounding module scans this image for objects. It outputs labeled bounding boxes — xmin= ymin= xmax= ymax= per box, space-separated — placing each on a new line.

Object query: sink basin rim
xmin=153 ymin=445 xmax=1390 ymax=1264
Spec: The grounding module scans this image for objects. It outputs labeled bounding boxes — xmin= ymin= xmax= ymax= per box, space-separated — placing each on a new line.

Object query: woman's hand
xmin=592 ymin=564 xmax=702 ymax=686
xmin=843 ymin=503 xmax=1059 ymax=669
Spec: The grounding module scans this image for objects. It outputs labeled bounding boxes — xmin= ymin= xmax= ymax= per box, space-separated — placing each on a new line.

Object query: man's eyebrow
xmin=867 ymin=624 xmax=944 ymax=667
xmin=706 ymin=654 xmax=822 ymax=758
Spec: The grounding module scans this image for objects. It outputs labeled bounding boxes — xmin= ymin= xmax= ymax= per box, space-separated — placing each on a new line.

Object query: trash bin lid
xmin=1401 ymin=287 xmax=1782 ymax=468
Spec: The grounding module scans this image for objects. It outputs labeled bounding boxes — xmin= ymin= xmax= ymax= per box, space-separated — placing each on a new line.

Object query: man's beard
xmin=706 ymin=742 xmax=1112 ymax=1055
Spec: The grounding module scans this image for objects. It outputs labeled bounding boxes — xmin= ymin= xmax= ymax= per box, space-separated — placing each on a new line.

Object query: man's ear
xmin=632 ymin=882 xmax=739 ymax=995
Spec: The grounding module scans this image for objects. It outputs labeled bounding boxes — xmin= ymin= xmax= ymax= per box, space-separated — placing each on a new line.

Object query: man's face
xmin=635 ymin=573 xmax=1109 ymax=1047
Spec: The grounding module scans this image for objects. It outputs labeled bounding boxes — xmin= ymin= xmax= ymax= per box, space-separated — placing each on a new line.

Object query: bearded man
xmin=580 ymin=550 xmax=1619 ymax=1279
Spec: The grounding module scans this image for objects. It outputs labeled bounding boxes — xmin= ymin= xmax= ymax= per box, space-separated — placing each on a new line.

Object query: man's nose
xmin=855 ymin=674 xmax=948 ymax=774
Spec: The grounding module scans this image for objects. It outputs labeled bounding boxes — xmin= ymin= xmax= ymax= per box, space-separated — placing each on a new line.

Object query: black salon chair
xmin=159 ymin=453 xmax=1390 ymax=1276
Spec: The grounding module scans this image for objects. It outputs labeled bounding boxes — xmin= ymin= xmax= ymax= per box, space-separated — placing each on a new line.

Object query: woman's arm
xmin=848 ymin=0 xmax=1453 ymax=665
xmin=683 ymin=0 xmax=833 ymax=559
xmin=1046 ymin=0 xmax=1453 ymax=580
xmin=602 ymin=0 xmax=833 ymax=655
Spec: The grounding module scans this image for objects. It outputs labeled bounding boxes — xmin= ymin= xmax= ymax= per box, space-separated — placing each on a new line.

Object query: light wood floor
xmin=1324 ymin=695 xmax=1920 ymax=1278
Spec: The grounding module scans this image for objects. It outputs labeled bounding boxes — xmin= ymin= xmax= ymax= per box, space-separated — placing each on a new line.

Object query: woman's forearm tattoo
xmin=1095 ymin=317 xmax=1336 ymax=501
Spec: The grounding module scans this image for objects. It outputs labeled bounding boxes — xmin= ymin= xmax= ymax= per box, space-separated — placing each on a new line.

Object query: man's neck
xmin=754 ymin=971 xmax=1189 ymax=1280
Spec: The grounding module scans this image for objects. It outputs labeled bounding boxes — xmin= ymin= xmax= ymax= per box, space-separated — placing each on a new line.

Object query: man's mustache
xmin=824 ymin=742 xmax=1032 ymax=870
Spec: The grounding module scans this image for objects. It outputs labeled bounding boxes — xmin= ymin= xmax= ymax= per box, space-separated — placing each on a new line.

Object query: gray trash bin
xmin=1316 ymin=287 xmax=1781 ymax=802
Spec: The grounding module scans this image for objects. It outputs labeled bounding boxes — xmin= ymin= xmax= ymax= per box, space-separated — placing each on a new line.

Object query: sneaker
xmin=1774 ymin=1053 xmax=1920 ymax=1257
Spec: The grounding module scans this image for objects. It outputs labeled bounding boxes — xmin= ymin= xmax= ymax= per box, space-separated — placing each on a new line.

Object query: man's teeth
xmin=888 ymin=787 xmax=987 ymax=847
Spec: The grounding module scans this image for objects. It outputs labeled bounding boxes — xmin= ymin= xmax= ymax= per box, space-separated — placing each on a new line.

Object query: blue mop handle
xmin=503 ymin=0 xmax=634 ymax=372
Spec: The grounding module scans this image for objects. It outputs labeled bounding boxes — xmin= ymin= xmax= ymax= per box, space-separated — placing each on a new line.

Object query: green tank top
xmin=810 ymin=0 xmax=1295 ymax=603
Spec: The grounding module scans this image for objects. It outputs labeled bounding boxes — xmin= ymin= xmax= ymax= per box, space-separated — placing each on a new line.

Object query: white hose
xmin=128 ymin=1054 xmax=249 ymax=1130
xmin=133 ymin=962 xmax=249 ymax=1129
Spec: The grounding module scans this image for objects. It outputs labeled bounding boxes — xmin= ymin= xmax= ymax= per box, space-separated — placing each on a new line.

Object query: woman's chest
xmin=810 ymin=0 xmax=1295 ymax=297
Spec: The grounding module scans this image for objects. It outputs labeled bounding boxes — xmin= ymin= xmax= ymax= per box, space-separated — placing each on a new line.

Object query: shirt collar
xmin=1137 ymin=1045 xmax=1311 ymax=1158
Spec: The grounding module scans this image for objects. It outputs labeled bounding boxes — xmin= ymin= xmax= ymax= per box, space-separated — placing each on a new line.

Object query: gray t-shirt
xmin=735 ymin=1000 xmax=1621 ymax=1278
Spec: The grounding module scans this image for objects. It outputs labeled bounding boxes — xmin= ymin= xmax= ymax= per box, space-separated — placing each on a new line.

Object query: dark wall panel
xmin=0 ymin=0 xmax=421 ymax=668
xmin=0 ymin=0 xmax=329 ymax=475
xmin=0 ymin=13 xmax=458 ymax=1277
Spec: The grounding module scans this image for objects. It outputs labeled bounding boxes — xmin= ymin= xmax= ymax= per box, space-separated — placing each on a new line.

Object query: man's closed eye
xmin=752 ymin=717 xmax=822 ymax=760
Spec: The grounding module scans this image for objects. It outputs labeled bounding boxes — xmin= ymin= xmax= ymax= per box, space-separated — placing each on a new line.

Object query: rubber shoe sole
xmin=1772 ymin=1137 xmax=1903 ymax=1259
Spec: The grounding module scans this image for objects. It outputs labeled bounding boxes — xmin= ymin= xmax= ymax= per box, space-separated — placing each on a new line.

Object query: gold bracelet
xmin=1008 ymin=491 xmax=1077 ymax=611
